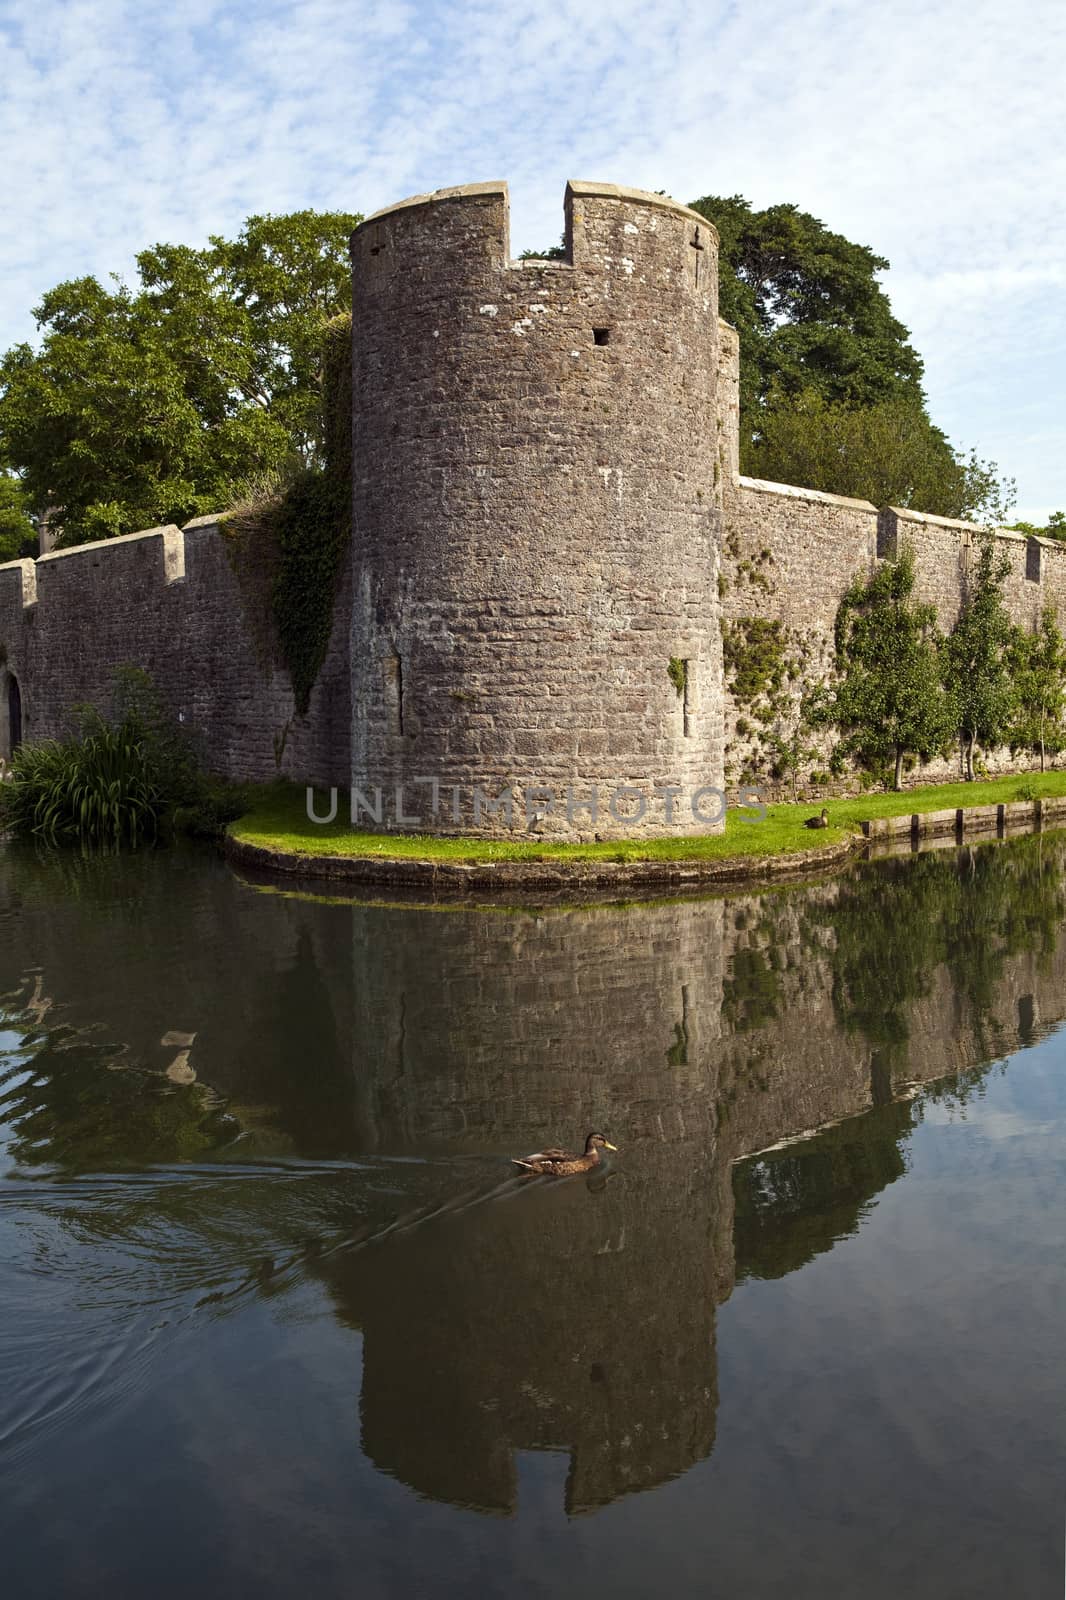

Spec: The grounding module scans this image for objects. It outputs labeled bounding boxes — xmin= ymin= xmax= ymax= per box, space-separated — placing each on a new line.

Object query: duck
xmin=804 ymin=806 xmax=829 ymax=829
xmin=512 ymin=1132 xmax=618 ymax=1176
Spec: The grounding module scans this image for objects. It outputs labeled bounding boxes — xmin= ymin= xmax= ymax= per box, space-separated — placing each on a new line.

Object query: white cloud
xmin=0 ymin=0 xmax=1063 ymax=507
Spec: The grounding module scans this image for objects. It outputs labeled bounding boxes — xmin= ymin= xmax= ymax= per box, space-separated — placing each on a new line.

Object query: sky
xmin=0 ymin=0 xmax=1063 ymax=520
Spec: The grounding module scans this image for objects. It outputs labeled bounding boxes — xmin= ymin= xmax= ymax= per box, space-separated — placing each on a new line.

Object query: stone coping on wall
xmin=883 ymin=505 xmax=1020 ymax=536
xmin=0 ymin=514 xmax=233 ymax=607
xmin=224 ymin=831 xmax=862 ymax=896
xmin=565 ymin=180 xmax=719 ymax=236
xmin=737 ymin=477 xmax=878 ymax=512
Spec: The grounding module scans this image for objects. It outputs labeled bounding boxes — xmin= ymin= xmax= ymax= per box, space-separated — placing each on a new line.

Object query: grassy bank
xmin=228 ymin=771 xmax=1066 ymax=865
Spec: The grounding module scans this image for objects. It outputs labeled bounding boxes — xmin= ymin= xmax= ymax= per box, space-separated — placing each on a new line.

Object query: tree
xmin=944 ymin=533 xmax=1017 ymax=780
xmin=0 ymin=210 xmax=359 ymax=546
xmin=826 ymin=545 xmax=954 ymax=790
xmin=1008 ymin=510 xmax=1066 ymax=541
xmin=689 ymin=193 xmax=1013 ymax=520
xmin=0 ymin=471 xmax=37 ymax=562
xmin=767 ymin=689 xmax=823 ymax=796
xmin=744 ymin=390 xmax=1014 ymax=522
xmin=687 ymin=194 xmax=925 ymax=421
xmin=1008 ymin=607 xmax=1066 ymax=772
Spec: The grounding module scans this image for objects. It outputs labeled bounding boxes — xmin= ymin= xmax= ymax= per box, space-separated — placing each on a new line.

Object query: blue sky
xmin=0 ymin=0 xmax=1062 ymax=519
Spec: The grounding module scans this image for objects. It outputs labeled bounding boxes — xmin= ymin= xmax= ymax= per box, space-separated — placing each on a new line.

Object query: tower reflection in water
xmin=1 ymin=837 xmax=1062 ymax=1518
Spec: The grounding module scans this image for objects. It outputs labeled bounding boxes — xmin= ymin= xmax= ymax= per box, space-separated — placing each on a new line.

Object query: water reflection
xmin=0 ymin=833 xmax=1064 ymax=1539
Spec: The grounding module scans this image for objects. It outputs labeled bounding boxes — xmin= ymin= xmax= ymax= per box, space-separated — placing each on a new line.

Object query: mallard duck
xmin=512 ymin=1132 xmax=618 ymax=1176
xmin=804 ymin=806 xmax=829 ymax=829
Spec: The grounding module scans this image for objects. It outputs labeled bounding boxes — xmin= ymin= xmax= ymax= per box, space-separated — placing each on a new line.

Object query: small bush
xmin=1 ymin=668 xmax=249 ymax=846
xmin=3 ymin=712 xmax=163 ymax=845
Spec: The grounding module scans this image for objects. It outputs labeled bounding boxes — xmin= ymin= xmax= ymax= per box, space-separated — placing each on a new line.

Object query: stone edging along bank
xmin=861 ymin=795 xmax=1066 ymax=841
xmin=224 ymin=833 xmax=863 ymax=894
xmin=224 ymin=794 xmax=1066 ymax=896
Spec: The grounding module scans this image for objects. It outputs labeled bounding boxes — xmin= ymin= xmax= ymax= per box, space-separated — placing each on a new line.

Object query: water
xmin=0 ymin=836 xmax=1063 ymax=1598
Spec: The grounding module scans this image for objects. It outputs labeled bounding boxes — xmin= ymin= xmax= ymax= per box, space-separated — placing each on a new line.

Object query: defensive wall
xmin=0 ymin=516 xmax=351 ymax=784
xmin=715 ymin=358 xmax=1066 ymax=788
xmin=0 ymin=176 xmax=1062 ymax=821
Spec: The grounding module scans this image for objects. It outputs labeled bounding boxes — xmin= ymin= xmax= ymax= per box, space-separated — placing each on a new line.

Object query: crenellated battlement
xmin=354 ymin=179 xmax=717 ymax=275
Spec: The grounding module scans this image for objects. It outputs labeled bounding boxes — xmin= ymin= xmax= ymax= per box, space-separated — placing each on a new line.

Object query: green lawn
xmin=228 ymin=770 xmax=1066 ymax=866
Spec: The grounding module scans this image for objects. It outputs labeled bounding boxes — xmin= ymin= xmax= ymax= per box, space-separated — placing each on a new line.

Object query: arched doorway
xmin=1 ymin=671 xmax=22 ymax=762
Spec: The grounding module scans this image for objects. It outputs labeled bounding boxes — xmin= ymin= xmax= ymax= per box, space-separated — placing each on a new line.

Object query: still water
xmin=0 ymin=836 xmax=1063 ymax=1598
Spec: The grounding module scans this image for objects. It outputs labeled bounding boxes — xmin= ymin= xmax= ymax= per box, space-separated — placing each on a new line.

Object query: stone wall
xmin=721 ymin=466 xmax=1066 ymax=791
xmin=0 ymin=518 xmax=350 ymax=785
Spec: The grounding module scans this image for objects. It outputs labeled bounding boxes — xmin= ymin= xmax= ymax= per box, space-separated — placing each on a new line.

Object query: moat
xmin=1 ymin=836 xmax=1063 ymax=1598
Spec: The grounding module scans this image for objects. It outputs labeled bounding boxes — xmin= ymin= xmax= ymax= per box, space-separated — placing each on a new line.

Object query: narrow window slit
xmin=385 ymin=652 xmax=405 ymax=736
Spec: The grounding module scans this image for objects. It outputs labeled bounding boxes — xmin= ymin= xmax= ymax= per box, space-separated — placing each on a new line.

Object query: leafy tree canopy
xmin=824 ymin=544 xmax=955 ymax=790
xmin=688 ymin=193 xmax=925 ymax=418
xmin=745 ymin=390 xmax=1013 ymax=522
xmin=944 ymin=533 xmax=1017 ymax=780
xmin=0 ymin=210 xmax=359 ymax=546
xmin=690 ymin=193 xmax=1014 ymax=519
xmin=0 ymin=471 xmax=37 ymax=562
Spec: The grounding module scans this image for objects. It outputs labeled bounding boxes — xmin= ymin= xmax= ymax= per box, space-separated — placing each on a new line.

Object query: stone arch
xmin=1 ymin=668 xmax=23 ymax=762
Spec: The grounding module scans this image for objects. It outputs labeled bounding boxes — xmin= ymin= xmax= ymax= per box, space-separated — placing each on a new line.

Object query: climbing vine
xmin=722 ymin=617 xmax=788 ymax=702
xmin=222 ymin=313 xmax=351 ymax=714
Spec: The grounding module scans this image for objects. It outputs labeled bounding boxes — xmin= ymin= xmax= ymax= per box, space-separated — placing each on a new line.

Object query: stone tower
xmin=349 ymin=180 xmax=724 ymax=839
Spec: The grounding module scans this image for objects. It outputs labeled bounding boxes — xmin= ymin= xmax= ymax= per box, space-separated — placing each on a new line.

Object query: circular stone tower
xmin=350 ymin=180 xmax=724 ymax=839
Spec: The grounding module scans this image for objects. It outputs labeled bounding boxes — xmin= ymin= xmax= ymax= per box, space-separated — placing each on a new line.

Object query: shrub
xmin=1 ymin=668 xmax=250 ymax=846
xmin=3 ymin=712 xmax=163 ymax=845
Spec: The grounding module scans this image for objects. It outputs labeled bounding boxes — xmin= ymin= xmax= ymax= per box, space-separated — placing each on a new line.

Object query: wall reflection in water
xmin=1 ymin=833 xmax=1064 ymax=1517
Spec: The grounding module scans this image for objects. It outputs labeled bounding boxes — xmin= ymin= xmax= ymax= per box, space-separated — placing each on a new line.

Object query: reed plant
xmin=1 ymin=668 xmax=249 ymax=847
xmin=3 ymin=711 xmax=162 ymax=845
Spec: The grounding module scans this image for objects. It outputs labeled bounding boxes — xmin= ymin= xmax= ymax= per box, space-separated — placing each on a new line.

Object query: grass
xmin=228 ymin=769 xmax=1066 ymax=867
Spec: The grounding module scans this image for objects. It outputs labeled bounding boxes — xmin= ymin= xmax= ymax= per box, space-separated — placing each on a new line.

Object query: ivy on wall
xmin=223 ymin=313 xmax=351 ymax=715
xmin=723 ymin=617 xmax=789 ymax=702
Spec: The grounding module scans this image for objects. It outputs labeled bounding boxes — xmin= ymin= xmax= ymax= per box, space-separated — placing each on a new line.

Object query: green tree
xmin=1008 ymin=607 xmax=1066 ymax=772
xmin=689 ymin=193 xmax=1013 ymax=520
xmin=0 ymin=471 xmax=36 ymax=562
xmin=944 ymin=533 xmax=1017 ymax=781
xmin=687 ymin=194 xmax=925 ymax=420
xmin=744 ymin=389 xmax=1013 ymax=522
xmin=1008 ymin=510 xmax=1066 ymax=541
xmin=826 ymin=545 xmax=954 ymax=790
xmin=0 ymin=210 xmax=359 ymax=546
xmin=767 ymin=689 xmax=823 ymax=797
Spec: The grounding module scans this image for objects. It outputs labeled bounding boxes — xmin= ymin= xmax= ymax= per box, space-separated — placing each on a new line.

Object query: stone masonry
xmin=349 ymin=181 xmax=724 ymax=838
xmin=0 ymin=177 xmax=1063 ymax=829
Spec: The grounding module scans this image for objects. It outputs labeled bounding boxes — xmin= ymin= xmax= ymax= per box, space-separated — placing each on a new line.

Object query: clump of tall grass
xmin=1 ymin=668 xmax=250 ymax=847
xmin=3 ymin=712 xmax=163 ymax=845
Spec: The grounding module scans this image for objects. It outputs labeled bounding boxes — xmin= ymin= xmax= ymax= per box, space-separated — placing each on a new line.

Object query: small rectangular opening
xmin=682 ymin=661 xmax=694 ymax=738
xmin=1026 ymin=538 xmax=1041 ymax=582
xmin=384 ymin=653 xmax=404 ymax=736
xmin=592 ymin=327 xmax=610 ymax=346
